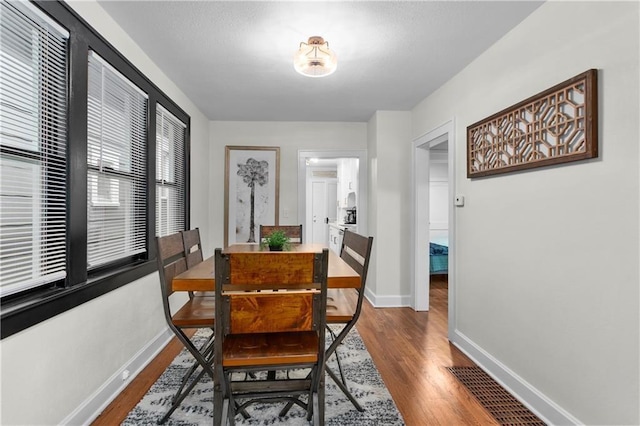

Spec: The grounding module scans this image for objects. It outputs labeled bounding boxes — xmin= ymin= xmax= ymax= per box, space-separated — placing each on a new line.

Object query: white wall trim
xmin=411 ymin=119 xmax=455 ymax=320
xmin=430 ymin=151 xmax=448 ymax=163
xmin=364 ymin=289 xmax=411 ymax=308
xmin=63 ymin=327 xmax=173 ymax=425
xmin=450 ymin=329 xmax=583 ymax=426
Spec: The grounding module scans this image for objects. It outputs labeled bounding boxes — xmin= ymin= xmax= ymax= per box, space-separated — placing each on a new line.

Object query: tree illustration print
xmin=237 ymin=158 xmax=269 ymax=243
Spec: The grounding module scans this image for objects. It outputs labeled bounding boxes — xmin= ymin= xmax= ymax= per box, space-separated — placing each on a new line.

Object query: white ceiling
xmin=96 ymin=1 xmax=543 ymax=122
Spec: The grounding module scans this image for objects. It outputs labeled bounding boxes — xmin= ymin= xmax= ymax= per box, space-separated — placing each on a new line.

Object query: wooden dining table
xmin=172 ymin=243 xmax=361 ymax=292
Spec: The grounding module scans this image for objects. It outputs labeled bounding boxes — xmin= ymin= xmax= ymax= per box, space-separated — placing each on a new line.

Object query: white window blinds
xmin=156 ymin=105 xmax=186 ymax=237
xmin=0 ymin=2 xmax=68 ymax=296
xmin=87 ymin=51 xmax=148 ymax=268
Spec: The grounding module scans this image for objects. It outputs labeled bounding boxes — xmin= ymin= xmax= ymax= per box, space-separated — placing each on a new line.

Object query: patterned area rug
xmin=123 ymin=327 xmax=404 ymax=425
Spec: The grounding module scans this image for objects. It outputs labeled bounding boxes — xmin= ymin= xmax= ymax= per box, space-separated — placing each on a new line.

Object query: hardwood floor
xmin=92 ymin=276 xmax=497 ymax=425
xmin=356 ymin=276 xmax=498 ymax=425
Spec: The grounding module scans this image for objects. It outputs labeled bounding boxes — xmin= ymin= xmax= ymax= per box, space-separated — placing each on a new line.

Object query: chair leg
xmin=172 ymin=334 xmax=215 ymax=404
xmin=312 ymin=393 xmax=320 ymax=426
xmin=174 ymin=327 xmax=215 ymax=378
xmin=225 ymin=399 xmax=235 ymax=426
xmin=326 ymin=365 xmax=364 ymax=412
xmin=326 ymin=325 xmax=347 ymax=385
xmin=332 ymin=346 xmax=347 ymax=385
xmin=318 ymin=373 xmax=325 ymax=426
xmin=311 ymin=386 xmax=326 ymax=426
xmin=159 ymin=327 xmax=216 ymax=424
xmin=172 ymin=359 xmax=198 ymax=404
xmin=306 ymin=386 xmax=314 ymax=421
xmin=159 ymin=367 xmax=208 ymax=424
xmin=224 ymin=372 xmax=236 ymax=426
xmin=214 ymin=371 xmax=224 ymax=426
xmin=221 ymin=399 xmax=229 ymax=426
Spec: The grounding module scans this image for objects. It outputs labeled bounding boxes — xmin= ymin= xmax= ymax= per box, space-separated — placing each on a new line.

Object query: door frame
xmin=411 ymin=119 xmax=455 ymax=337
xmin=298 ymin=150 xmax=368 ymax=243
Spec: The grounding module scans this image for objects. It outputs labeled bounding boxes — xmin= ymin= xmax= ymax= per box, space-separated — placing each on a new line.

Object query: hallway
xmin=355 ymin=277 xmax=499 ymax=424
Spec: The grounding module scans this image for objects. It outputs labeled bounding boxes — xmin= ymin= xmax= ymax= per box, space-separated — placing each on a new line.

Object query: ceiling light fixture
xmin=293 ymin=36 xmax=337 ymax=78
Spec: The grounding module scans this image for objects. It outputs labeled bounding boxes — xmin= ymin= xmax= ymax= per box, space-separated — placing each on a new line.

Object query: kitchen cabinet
xmin=329 ymin=223 xmax=343 ymax=255
xmin=329 ymin=223 xmax=358 ymax=255
xmin=337 ymin=158 xmax=358 ymax=216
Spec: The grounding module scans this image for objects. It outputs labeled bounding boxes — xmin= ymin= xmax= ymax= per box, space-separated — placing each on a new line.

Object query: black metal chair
xmin=282 ymin=229 xmax=374 ymax=415
xmin=182 ymin=227 xmax=204 ymax=269
xmin=212 ymin=248 xmax=329 ymax=426
xmin=325 ymin=230 xmax=374 ymax=411
xmin=181 ymin=228 xmax=214 ymax=298
xmin=156 ymin=232 xmax=215 ymax=424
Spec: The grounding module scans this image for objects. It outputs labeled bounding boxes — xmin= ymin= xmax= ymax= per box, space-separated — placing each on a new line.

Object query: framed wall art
xmin=224 ymin=146 xmax=280 ymax=246
xmin=467 ymin=69 xmax=598 ymax=178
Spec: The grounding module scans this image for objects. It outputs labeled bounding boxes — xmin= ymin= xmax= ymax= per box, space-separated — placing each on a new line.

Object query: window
xmin=0 ymin=1 xmax=68 ymax=297
xmin=0 ymin=1 xmax=190 ymax=339
xmin=156 ymin=105 xmax=186 ymax=237
xmin=87 ymin=52 xmax=148 ymax=269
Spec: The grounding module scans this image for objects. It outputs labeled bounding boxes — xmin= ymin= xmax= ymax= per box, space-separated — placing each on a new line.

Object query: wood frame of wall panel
xmin=467 ymin=69 xmax=598 ymax=178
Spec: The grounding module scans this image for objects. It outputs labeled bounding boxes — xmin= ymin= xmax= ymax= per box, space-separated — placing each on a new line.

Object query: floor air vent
xmin=447 ymin=366 xmax=546 ymax=426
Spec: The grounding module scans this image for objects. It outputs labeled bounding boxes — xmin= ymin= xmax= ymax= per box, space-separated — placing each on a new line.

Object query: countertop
xmin=329 ymin=222 xmax=357 ymax=230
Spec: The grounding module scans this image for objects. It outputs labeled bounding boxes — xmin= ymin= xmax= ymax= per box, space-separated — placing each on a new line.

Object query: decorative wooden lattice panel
xmin=467 ymin=69 xmax=598 ymax=178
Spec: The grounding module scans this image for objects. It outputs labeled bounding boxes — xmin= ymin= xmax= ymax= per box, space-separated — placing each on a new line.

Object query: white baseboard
xmin=450 ymin=329 xmax=582 ymax=426
xmin=364 ymin=288 xmax=412 ymax=307
xmin=62 ymin=327 xmax=173 ymax=425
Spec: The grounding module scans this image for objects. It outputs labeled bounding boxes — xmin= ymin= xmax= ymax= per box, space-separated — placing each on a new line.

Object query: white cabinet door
xmin=329 ymin=226 xmax=343 ymax=255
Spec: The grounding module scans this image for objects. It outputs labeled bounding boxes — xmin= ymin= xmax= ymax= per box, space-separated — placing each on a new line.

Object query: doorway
xmin=412 ymin=119 xmax=455 ymax=339
xmin=298 ymin=150 xmax=368 ymax=243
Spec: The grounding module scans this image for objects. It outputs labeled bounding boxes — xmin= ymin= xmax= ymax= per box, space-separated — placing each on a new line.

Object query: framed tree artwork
xmin=224 ymin=146 xmax=280 ymax=246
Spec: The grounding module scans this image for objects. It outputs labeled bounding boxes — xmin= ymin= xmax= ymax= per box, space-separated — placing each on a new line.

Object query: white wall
xmin=366 ymin=111 xmax=413 ymax=305
xmin=366 ymin=115 xmax=379 ymax=296
xmin=0 ymin=1 xmax=212 ymax=424
xmin=412 ymin=2 xmax=639 ymax=424
xmin=208 ymin=121 xmax=367 ymax=249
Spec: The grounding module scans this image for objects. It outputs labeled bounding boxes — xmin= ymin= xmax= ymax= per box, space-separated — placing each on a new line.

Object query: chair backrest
xmin=215 ymin=249 xmax=328 ymax=336
xmin=182 ymin=228 xmax=203 ymax=269
xmin=156 ymin=232 xmax=188 ymax=319
xmin=340 ymin=230 xmax=374 ymax=294
xmin=336 ymin=230 xmax=373 ymax=328
xmin=259 ymin=224 xmax=303 ymax=244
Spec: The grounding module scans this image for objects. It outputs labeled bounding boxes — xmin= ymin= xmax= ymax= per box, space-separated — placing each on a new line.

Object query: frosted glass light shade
xmin=293 ymin=36 xmax=337 ymax=78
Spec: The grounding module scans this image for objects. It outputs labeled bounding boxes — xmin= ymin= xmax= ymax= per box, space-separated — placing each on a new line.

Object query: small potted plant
xmin=261 ymin=230 xmax=291 ymax=251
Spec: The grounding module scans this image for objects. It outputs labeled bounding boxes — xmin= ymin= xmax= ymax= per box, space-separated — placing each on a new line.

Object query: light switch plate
xmin=455 ymin=195 xmax=465 ymax=207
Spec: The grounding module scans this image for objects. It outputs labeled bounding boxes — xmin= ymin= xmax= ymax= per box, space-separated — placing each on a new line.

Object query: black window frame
xmin=0 ymin=0 xmax=191 ymax=339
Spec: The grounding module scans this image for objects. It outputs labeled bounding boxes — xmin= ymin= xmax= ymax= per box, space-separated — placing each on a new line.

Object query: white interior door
xmin=311 ymin=181 xmax=326 ymax=244
xmin=310 ymin=179 xmax=338 ymax=244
